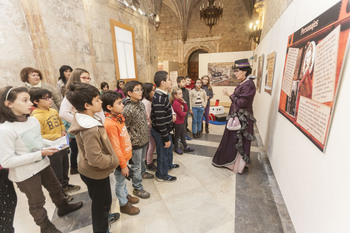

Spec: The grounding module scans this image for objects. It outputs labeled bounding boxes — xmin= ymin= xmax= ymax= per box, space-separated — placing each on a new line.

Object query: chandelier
xmin=200 ymin=0 xmax=223 ymax=31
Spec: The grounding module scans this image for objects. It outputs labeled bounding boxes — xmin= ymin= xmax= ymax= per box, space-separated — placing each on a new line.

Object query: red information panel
xmin=278 ymin=0 xmax=350 ymax=152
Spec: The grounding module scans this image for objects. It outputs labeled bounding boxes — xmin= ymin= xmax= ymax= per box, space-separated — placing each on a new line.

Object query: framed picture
xmin=257 ymin=54 xmax=264 ymax=93
xmin=208 ymin=62 xmax=237 ymax=86
xmin=110 ymin=19 xmax=138 ymax=81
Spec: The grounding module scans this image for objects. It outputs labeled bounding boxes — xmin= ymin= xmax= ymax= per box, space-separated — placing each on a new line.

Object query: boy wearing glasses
xmin=122 ymin=81 xmax=152 ymax=199
xmin=29 ymin=88 xmax=80 ymax=202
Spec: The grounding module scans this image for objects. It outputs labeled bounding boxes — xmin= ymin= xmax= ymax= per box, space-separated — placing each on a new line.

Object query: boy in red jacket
xmin=171 ymin=87 xmax=194 ymax=155
xmin=101 ymin=91 xmax=140 ymax=216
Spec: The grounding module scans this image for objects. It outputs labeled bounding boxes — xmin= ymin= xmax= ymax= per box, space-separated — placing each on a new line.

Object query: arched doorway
xmin=188 ymin=49 xmax=208 ymax=81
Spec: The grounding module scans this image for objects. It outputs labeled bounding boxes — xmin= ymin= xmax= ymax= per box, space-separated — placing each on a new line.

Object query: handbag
xmin=226 ymin=116 xmax=241 ymax=131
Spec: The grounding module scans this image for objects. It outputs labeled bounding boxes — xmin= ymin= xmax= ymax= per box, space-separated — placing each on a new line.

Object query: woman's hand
xmin=121 ymin=166 xmax=129 ymax=177
xmin=41 ymin=148 xmax=59 ymax=156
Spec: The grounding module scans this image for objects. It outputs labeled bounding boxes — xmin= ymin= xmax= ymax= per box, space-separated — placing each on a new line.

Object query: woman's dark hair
xmin=0 ymin=86 xmax=29 ymax=123
xmin=100 ymin=91 xmax=123 ymax=112
xmin=66 ymin=83 xmax=100 ymax=111
xmin=116 ymin=80 xmax=125 ymax=91
xmin=239 ymin=67 xmax=252 ymax=77
xmin=58 ymin=65 xmax=73 ymax=84
xmin=29 ymin=88 xmax=52 ymax=107
xmin=101 ymin=82 xmax=109 ymax=90
xmin=20 ymin=67 xmax=43 ymax=83
xmin=142 ymin=83 xmax=154 ymax=101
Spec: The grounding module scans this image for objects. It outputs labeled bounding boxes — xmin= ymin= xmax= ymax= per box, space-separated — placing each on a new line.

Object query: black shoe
xmin=146 ymin=163 xmax=157 ymax=171
xmin=205 ymin=124 xmax=209 ymax=133
xmin=70 ymin=167 xmax=78 ymax=175
xmin=108 ymin=212 xmax=120 ymax=225
xmin=63 ymin=192 xmax=73 ymax=202
xmin=170 ymin=164 xmax=180 ymax=169
xmin=156 ymin=175 xmax=177 ymax=182
xmin=57 ymin=201 xmax=83 ymax=217
xmin=192 ymin=132 xmax=197 ymax=139
xmin=197 ymin=132 xmax=202 ymax=138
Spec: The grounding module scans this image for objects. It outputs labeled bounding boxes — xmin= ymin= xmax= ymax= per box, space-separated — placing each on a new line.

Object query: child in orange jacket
xmin=101 ymin=91 xmax=140 ymax=216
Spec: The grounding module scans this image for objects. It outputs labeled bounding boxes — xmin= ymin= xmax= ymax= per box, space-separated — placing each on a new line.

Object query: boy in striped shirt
xmin=151 ymin=71 xmax=179 ymax=182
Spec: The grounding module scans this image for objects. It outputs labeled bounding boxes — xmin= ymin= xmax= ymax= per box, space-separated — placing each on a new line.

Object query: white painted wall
xmin=253 ymin=0 xmax=350 ymax=232
xmin=198 ymin=51 xmax=253 ymax=106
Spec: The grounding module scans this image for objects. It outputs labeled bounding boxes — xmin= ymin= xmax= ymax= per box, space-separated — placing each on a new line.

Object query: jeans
xmin=48 ymin=148 xmax=70 ymax=188
xmin=151 ymin=128 xmax=174 ymax=179
xmin=69 ymin=138 xmax=78 ymax=168
xmin=131 ymin=145 xmax=147 ymax=190
xmin=16 ymin=166 xmax=65 ymax=227
xmin=114 ymin=168 xmax=128 ymax=206
xmin=204 ymin=104 xmax=210 ymax=124
xmin=192 ymin=107 xmax=204 ymax=133
xmin=80 ymin=174 xmax=111 ymax=233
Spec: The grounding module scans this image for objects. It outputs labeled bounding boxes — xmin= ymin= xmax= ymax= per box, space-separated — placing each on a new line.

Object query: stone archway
xmin=187 ymin=49 xmax=209 ymax=81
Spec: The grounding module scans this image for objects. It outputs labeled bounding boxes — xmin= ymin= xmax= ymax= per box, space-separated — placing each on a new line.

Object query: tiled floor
xmin=12 ymin=122 xmax=294 ymax=233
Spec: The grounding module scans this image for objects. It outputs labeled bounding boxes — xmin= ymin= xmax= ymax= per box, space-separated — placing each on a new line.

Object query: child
xmin=30 ymin=88 xmax=81 ymax=202
xmin=201 ymin=75 xmax=214 ymax=133
xmin=142 ymin=83 xmax=157 ymax=171
xmin=151 ymin=71 xmax=179 ymax=182
xmin=189 ymin=79 xmax=207 ymax=139
xmin=100 ymin=82 xmax=109 ymax=95
xmin=185 ymin=76 xmax=194 ymax=90
xmin=123 ymin=81 xmax=152 ymax=199
xmin=0 ymin=86 xmax=83 ymax=233
xmin=101 ymin=91 xmax=140 ymax=215
xmin=177 ymin=76 xmax=191 ymax=139
xmin=171 ymin=87 xmax=194 ymax=155
xmin=115 ymin=80 xmax=125 ymax=98
xmin=66 ymin=83 xmax=119 ymax=233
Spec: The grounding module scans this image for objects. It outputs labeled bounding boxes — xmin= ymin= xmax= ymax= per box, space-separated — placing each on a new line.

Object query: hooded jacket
xmin=122 ymin=97 xmax=149 ymax=149
xmin=68 ymin=113 xmax=118 ymax=179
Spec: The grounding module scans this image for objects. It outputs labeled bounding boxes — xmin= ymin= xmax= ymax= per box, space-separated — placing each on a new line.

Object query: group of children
xmin=0 ymin=68 xmax=214 ymax=233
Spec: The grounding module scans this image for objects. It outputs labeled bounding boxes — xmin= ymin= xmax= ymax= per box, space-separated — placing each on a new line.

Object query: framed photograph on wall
xmin=278 ymin=0 xmax=350 ymax=152
xmin=110 ymin=19 xmax=138 ymax=81
xmin=208 ymin=62 xmax=237 ymax=86
xmin=265 ymin=52 xmax=276 ymax=95
xmin=257 ymin=54 xmax=264 ymax=93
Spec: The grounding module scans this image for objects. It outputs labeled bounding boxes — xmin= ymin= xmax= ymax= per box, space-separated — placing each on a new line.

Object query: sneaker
xmin=156 ymin=175 xmax=177 ymax=182
xmin=127 ymin=194 xmax=139 ymax=204
xmin=108 ymin=212 xmax=120 ymax=224
xmin=184 ymin=146 xmax=194 ymax=152
xmin=146 ymin=163 xmax=157 ymax=171
xmin=63 ymin=192 xmax=73 ymax=202
xmin=185 ymin=134 xmax=192 ymax=140
xmin=170 ymin=164 xmax=180 ymax=169
xmin=120 ymin=202 xmax=140 ymax=215
xmin=142 ymin=172 xmax=154 ymax=179
xmin=133 ymin=189 xmax=150 ymax=199
xmin=70 ymin=167 xmax=78 ymax=175
xmin=63 ymin=184 xmax=81 ymax=193
xmin=174 ymin=148 xmax=183 ymax=155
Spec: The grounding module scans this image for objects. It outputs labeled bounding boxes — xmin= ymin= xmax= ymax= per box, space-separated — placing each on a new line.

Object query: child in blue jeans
xmin=189 ymin=79 xmax=207 ymax=138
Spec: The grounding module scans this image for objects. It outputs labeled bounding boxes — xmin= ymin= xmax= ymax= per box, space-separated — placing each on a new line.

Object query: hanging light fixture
xmin=249 ymin=19 xmax=262 ymax=44
xmin=200 ymin=0 xmax=223 ymax=31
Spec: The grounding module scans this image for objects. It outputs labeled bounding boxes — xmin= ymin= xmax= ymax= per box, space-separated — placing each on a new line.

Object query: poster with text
xmin=208 ymin=62 xmax=238 ymax=86
xmin=257 ymin=54 xmax=264 ymax=93
xmin=278 ymin=0 xmax=350 ymax=152
xmin=265 ymin=52 xmax=276 ymax=95
xmin=169 ymin=71 xmax=178 ymax=89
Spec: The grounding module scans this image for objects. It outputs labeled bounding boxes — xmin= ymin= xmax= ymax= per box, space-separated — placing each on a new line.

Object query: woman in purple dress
xmin=212 ymin=59 xmax=256 ymax=173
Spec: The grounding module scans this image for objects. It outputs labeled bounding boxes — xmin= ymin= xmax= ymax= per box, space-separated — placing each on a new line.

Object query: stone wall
xmin=156 ymin=0 xmax=252 ymax=76
xmin=0 ymin=0 xmax=157 ymax=89
xmin=261 ymin=0 xmax=293 ymax=39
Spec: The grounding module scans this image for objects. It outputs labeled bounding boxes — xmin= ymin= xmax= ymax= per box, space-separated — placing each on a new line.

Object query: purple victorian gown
xmin=212 ymin=78 xmax=256 ymax=166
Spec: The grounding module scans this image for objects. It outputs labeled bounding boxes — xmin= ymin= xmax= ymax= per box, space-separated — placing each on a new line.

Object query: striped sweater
xmin=151 ymin=89 xmax=173 ymax=142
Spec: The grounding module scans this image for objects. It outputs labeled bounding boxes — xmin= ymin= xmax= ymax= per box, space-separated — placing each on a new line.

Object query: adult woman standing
xmin=57 ymin=65 xmax=73 ymax=98
xmin=20 ymin=67 xmax=62 ymax=111
xmin=212 ymin=59 xmax=256 ymax=173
